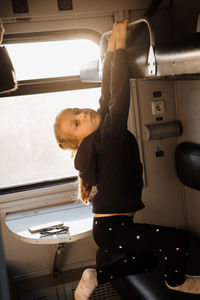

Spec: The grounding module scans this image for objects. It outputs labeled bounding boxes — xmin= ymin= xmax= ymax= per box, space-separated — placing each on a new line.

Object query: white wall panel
xmin=131 ymin=79 xmax=186 ymax=228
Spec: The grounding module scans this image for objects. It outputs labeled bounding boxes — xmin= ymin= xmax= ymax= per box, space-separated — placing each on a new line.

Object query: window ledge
xmin=0 ymin=181 xmax=79 ymax=213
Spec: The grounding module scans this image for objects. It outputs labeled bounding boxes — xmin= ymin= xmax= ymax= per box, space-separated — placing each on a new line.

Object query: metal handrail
xmin=0 ymin=19 xmax=5 ymax=44
xmin=100 ymin=17 xmax=156 ymax=76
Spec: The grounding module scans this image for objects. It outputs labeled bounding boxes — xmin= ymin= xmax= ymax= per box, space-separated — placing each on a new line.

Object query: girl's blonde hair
xmin=54 ymin=108 xmax=92 ymax=205
xmin=54 ymin=108 xmax=79 ymax=150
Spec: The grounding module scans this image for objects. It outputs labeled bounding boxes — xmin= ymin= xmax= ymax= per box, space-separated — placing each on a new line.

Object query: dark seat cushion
xmin=175 ymin=142 xmax=200 ymax=191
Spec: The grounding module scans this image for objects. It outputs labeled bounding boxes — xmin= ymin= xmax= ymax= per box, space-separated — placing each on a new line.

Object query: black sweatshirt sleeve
xmin=98 ymin=51 xmax=114 ymax=118
xmin=101 ymin=49 xmax=130 ymax=140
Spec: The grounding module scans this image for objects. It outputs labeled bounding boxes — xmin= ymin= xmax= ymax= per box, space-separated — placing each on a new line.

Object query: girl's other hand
xmin=116 ymin=19 xmax=128 ymax=49
xmin=108 ymin=22 xmax=117 ymax=52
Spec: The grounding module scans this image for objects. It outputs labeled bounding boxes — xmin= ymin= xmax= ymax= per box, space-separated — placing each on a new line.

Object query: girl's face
xmin=60 ymin=108 xmax=101 ymax=145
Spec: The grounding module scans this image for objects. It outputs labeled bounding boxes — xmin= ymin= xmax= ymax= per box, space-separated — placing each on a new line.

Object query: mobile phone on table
xmin=28 ymin=221 xmax=64 ymax=233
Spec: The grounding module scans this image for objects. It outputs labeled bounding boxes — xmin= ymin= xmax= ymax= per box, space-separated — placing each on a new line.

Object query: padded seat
xmin=175 ymin=142 xmax=200 ymax=191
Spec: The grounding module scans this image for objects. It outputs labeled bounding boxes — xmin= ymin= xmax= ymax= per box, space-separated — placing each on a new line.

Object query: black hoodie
xmin=75 ymin=49 xmax=144 ymax=214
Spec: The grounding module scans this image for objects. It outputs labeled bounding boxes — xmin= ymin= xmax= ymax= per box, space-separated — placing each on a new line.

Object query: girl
xmin=54 ymin=20 xmax=200 ymax=300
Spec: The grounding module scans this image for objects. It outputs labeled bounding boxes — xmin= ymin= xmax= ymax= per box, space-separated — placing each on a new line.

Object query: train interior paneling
xmin=0 ymin=0 xmax=200 ymax=299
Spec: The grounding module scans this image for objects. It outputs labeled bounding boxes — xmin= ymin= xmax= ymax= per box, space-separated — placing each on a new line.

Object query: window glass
xmin=6 ymin=40 xmax=99 ymax=80
xmin=1 ymin=38 xmax=101 ymax=190
xmin=0 ymin=88 xmax=100 ymax=189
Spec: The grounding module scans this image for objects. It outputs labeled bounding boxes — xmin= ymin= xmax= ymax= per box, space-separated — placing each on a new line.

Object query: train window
xmin=5 ymin=40 xmax=99 ymax=80
xmin=0 ymin=87 xmax=100 ymax=190
xmin=0 ymin=39 xmax=101 ymax=192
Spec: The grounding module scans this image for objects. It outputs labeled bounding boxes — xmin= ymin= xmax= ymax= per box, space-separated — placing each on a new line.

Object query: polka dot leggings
xmin=93 ymin=215 xmax=190 ymax=287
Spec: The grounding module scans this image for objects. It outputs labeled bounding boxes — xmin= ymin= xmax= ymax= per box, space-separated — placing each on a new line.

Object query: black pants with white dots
xmin=93 ymin=215 xmax=190 ymax=287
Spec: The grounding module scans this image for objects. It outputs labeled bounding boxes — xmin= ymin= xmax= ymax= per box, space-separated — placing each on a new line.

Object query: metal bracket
xmin=52 ymin=243 xmax=64 ymax=277
xmin=113 ymin=10 xmax=130 ymax=23
xmin=148 ymin=45 xmax=156 ymax=76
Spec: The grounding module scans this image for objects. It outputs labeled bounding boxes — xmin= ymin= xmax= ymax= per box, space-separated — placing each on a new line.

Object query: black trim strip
xmin=0 ymin=176 xmax=78 ymax=196
xmin=0 ymin=76 xmax=101 ymax=97
xmin=3 ymin=29 xmax=101 ymax=45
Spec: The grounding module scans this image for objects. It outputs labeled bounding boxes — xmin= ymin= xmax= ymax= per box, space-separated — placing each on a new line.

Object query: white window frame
xmin=0 ymin=30 xmax=101 ymax=213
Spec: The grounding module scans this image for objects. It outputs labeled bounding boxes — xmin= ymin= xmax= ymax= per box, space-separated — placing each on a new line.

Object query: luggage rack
xmin=81 ymin=18 xmax=200 ymax=81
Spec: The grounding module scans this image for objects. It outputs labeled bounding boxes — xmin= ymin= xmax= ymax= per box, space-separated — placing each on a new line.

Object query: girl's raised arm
xmin=102 ymin=20 xmax=130 ymax=139
xmin=98 ymin=23 xmax=117 ymax=118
